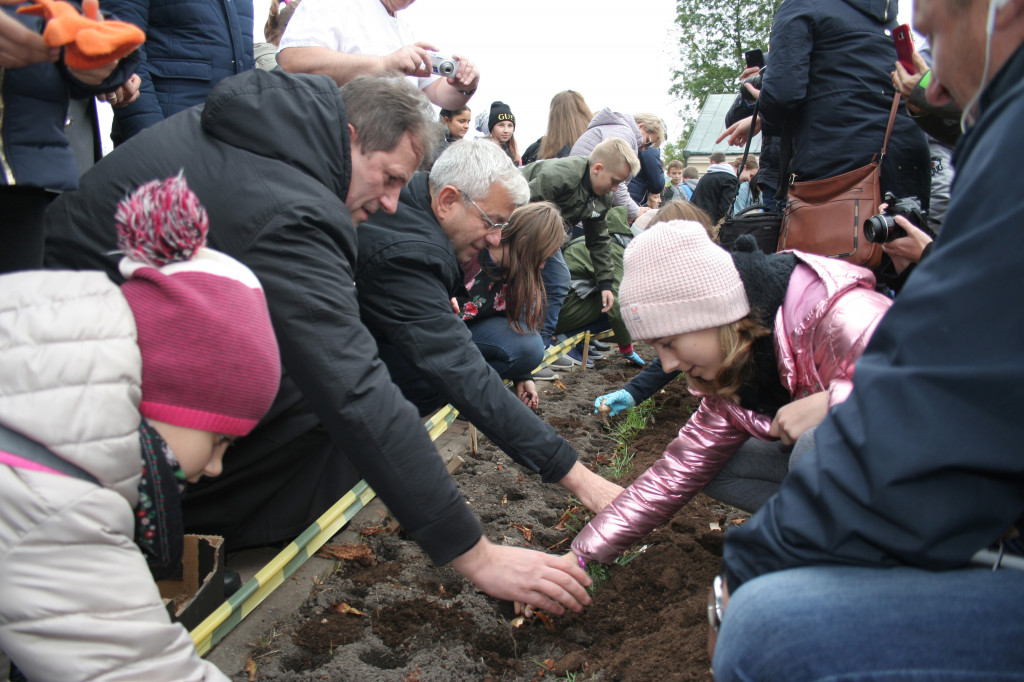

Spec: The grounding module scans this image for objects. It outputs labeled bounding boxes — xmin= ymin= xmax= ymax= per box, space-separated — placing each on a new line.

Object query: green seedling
xmin=599 ymin=398 xmax=657 ymax=479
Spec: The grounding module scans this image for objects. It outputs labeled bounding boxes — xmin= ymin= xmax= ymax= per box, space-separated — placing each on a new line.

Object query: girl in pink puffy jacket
xmin=570 ymin=219 xmax=892 ymax=566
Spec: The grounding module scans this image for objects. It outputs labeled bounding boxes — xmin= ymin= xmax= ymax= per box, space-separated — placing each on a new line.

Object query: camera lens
xmin=863 ymin=214 xmax=895 ymax=243
xmin=440 ymin=60 xmax=456 ymax=77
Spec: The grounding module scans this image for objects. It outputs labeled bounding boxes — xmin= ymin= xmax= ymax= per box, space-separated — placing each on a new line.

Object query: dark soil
xmin=244 ymin=348 xmax=748 ymax=681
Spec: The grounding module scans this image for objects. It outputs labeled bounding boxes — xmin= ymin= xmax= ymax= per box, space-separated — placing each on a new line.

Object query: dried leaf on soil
xmin=315 ymin=542 xmax=375 ymax=562
xmin=359 ymin=516 xmax=401 ymax=536
xmin=244 ymin=658 xmax=257 ymax=681
xmin=510 ymin=522 xmax=533 ymax=542
xmin=333 ymin=602 xmax=367 ymax=616
xmin=552 ymin=505 xmax=582 ymax=530
xmin=533 ymin=611 xmax=556 ymax=631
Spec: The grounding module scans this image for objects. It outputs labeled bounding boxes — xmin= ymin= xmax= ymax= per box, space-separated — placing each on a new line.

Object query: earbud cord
xmin=960 ymin=0 xmax=1003 ymax=132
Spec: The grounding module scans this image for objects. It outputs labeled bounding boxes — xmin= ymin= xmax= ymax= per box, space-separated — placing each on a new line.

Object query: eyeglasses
xmin=458 ymin=189 xmax=508 ymax=232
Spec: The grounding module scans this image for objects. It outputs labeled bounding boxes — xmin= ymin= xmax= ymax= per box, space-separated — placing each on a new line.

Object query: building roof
xmin=684 ymin=94 xmax=762 ymax=157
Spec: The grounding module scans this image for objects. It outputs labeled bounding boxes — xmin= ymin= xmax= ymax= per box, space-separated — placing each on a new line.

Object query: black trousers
xmin=0 ymin=186 xmax=56 ymax=274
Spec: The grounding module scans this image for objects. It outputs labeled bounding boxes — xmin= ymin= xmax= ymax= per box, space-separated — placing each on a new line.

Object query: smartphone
xmin=744 ymin=49 xmax=765 ymax=69
xmin=893 ymin=24 xmax=916 ymax=74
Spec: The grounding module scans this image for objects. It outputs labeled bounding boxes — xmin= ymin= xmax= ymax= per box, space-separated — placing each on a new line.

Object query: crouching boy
xmin=521 ymin=137 xmax=640 ymax=362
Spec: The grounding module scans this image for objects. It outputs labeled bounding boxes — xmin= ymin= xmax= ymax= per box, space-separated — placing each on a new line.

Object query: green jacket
xmin=554 ymin=206 xmax=633 ymax=347
xmin=521 ymin=156 xmax=615 ymax=290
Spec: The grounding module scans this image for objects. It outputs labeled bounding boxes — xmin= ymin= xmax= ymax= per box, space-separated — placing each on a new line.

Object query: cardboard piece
xmin=156 ymin=534 xmax=225 ymax=631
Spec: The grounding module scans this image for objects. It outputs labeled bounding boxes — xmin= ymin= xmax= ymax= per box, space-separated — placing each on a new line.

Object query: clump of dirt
xmin=244 ymin=349 xmax=747 ymax=681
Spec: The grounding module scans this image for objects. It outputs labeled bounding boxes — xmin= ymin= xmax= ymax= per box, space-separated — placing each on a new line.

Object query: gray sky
xmin=400 ymin=0 xmax=683 ymax=149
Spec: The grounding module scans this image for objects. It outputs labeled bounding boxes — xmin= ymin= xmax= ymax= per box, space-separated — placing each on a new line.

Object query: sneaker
xmin=548 ymin=354 xmax=573 ymax=370
xmin=590 ymin=339 xmax=611 ymax=352
xmin=532 ymin=366 xmax=557 ymax=381
xmin=565 ymin=347 xmax=595 ymax=368
xmin=585 ymin=348 xmax=604 ymax=360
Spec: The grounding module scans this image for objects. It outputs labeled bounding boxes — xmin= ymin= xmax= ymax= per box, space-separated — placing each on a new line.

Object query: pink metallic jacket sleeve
xmin=572 ymin=399 xmax=752 ymax=563
xmin=812 ymin=287 xmax=891 ymax=408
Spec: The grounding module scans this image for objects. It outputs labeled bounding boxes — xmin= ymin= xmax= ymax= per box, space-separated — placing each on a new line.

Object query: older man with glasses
xmin=356 ymin=138 xmax=624 ymax=518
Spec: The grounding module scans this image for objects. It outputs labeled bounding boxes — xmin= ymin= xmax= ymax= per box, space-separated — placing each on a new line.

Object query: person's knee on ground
xmin=701 ymin=437 xmax=791 ymax=512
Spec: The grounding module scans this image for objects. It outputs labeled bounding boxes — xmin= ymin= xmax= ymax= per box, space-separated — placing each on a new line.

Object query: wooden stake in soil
xmin=468 ymin=424 xmax=478 ymax=458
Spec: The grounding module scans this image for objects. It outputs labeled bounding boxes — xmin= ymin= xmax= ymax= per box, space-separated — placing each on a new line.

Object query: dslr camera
xmin=863 ymin=193 xmax=925 ymax=243
xmin=429 ymin=54 xmax=460 ymax=78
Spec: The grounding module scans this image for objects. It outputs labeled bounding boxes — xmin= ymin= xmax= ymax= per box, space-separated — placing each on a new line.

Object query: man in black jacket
xmin=45 ymin=70 xmax=594 ymax=615
xmin=356 ymin=139 xmax=624 ymax=515
xmin=709 ymin=0 xmax=1024 ymax=677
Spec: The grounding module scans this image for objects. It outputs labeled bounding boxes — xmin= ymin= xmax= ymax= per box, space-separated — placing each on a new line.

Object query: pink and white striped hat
xmin=116 ymin=173 xmax=281 ymax=436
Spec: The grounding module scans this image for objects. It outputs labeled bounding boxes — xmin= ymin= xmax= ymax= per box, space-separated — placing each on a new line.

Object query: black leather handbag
xmin=719 ymin=204 xmax=781 ymax=253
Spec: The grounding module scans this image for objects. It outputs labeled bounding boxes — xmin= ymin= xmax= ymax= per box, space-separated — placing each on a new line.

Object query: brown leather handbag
xmin=777 ymin=94 xmax=901 ymax=269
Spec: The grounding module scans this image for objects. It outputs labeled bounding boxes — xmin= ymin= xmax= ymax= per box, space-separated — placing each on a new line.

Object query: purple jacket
xmin=572 ymin=252 xmax=892 ymax=563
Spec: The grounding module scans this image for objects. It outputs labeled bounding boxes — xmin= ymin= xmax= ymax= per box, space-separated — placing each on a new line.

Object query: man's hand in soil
xmin=769 ymin=391 xmax=829 ymax=446
xmin=515 ymin=551 xmax=585 ymax=616
xmin=558 ymin=460 xmax=624 ymax=513
xmin=450 ymin=537 xmax=592 ymax=615
xmin=515 ymin=379 xmax=539 ymax=410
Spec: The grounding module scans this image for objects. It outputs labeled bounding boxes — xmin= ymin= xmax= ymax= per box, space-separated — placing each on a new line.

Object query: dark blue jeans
xmin=465 ymin=315 xmax=543 ymax=381
xmin=714 ymin=564 xmax=1024 ymax=681
xmin=540 ymin=249 xmax=570 ymax=341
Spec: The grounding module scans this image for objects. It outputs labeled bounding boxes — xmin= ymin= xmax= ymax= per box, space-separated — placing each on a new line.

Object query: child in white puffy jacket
xmin=0 ymin=175 xmax=281 ymax=681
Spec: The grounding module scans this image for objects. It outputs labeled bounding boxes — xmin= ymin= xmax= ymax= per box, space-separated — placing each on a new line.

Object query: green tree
xmin=668 ymin=0 xmax=779 ymax=149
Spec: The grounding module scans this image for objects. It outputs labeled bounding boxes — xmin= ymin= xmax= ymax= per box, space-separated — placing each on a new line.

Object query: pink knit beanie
xmin=619 ymin=220 xmax=750 ymax=340
xmin=116 ymin=173 xmax=282 ymax=437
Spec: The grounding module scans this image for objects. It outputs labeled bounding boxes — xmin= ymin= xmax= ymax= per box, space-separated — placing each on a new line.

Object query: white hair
xmin=429 ymin=139 xmax=530 ymax=205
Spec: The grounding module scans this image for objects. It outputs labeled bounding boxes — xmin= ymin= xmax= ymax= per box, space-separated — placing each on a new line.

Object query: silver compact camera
xmin=429 ymin=54 xmax=460 ymax=77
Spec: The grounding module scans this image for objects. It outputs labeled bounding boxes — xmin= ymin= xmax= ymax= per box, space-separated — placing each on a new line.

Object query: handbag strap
xmin=879 ymin=91 xmax=902 ymax=159
xmin=729 ymin=94 xmax=761 ymax=208
xmin=0 ymin=422 xmax=99 ymax=484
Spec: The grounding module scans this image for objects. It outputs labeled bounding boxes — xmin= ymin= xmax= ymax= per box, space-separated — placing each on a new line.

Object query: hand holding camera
xmin=383 ymin=41 xmax=439 ymax=76
xmin=867 ymin=194 xmax=933 ymax=273
xmin=740 ymin=49 xmax=765 ymax=104
xmin=864 ymin=193 xmax=925 ymax=243
xmin=428 ymin=51 xmax=478 ymax=95
xmin=429 ymin=53 xmax=460 ymax=78
xmin=741 ymin=71 xmax=763 ymax=104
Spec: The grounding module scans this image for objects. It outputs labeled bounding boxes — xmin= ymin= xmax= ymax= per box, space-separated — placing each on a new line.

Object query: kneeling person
xmin=357 ymin=139 xmax=621 ymax=513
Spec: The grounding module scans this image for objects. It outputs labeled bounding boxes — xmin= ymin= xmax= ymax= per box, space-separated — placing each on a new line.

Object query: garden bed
xmin=244 ymin=350 xmax=747 ymax=681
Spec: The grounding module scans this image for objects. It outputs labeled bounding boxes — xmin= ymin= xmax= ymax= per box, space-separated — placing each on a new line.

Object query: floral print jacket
xmin=458 ymin=250 xmax=508 ymax=322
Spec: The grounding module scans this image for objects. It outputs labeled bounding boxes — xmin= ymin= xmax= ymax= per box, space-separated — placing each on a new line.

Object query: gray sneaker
xmin=532 ymin=366 xmax=557 ymax=381
xmin=548 ymin=354 xmax=574 ymax=370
